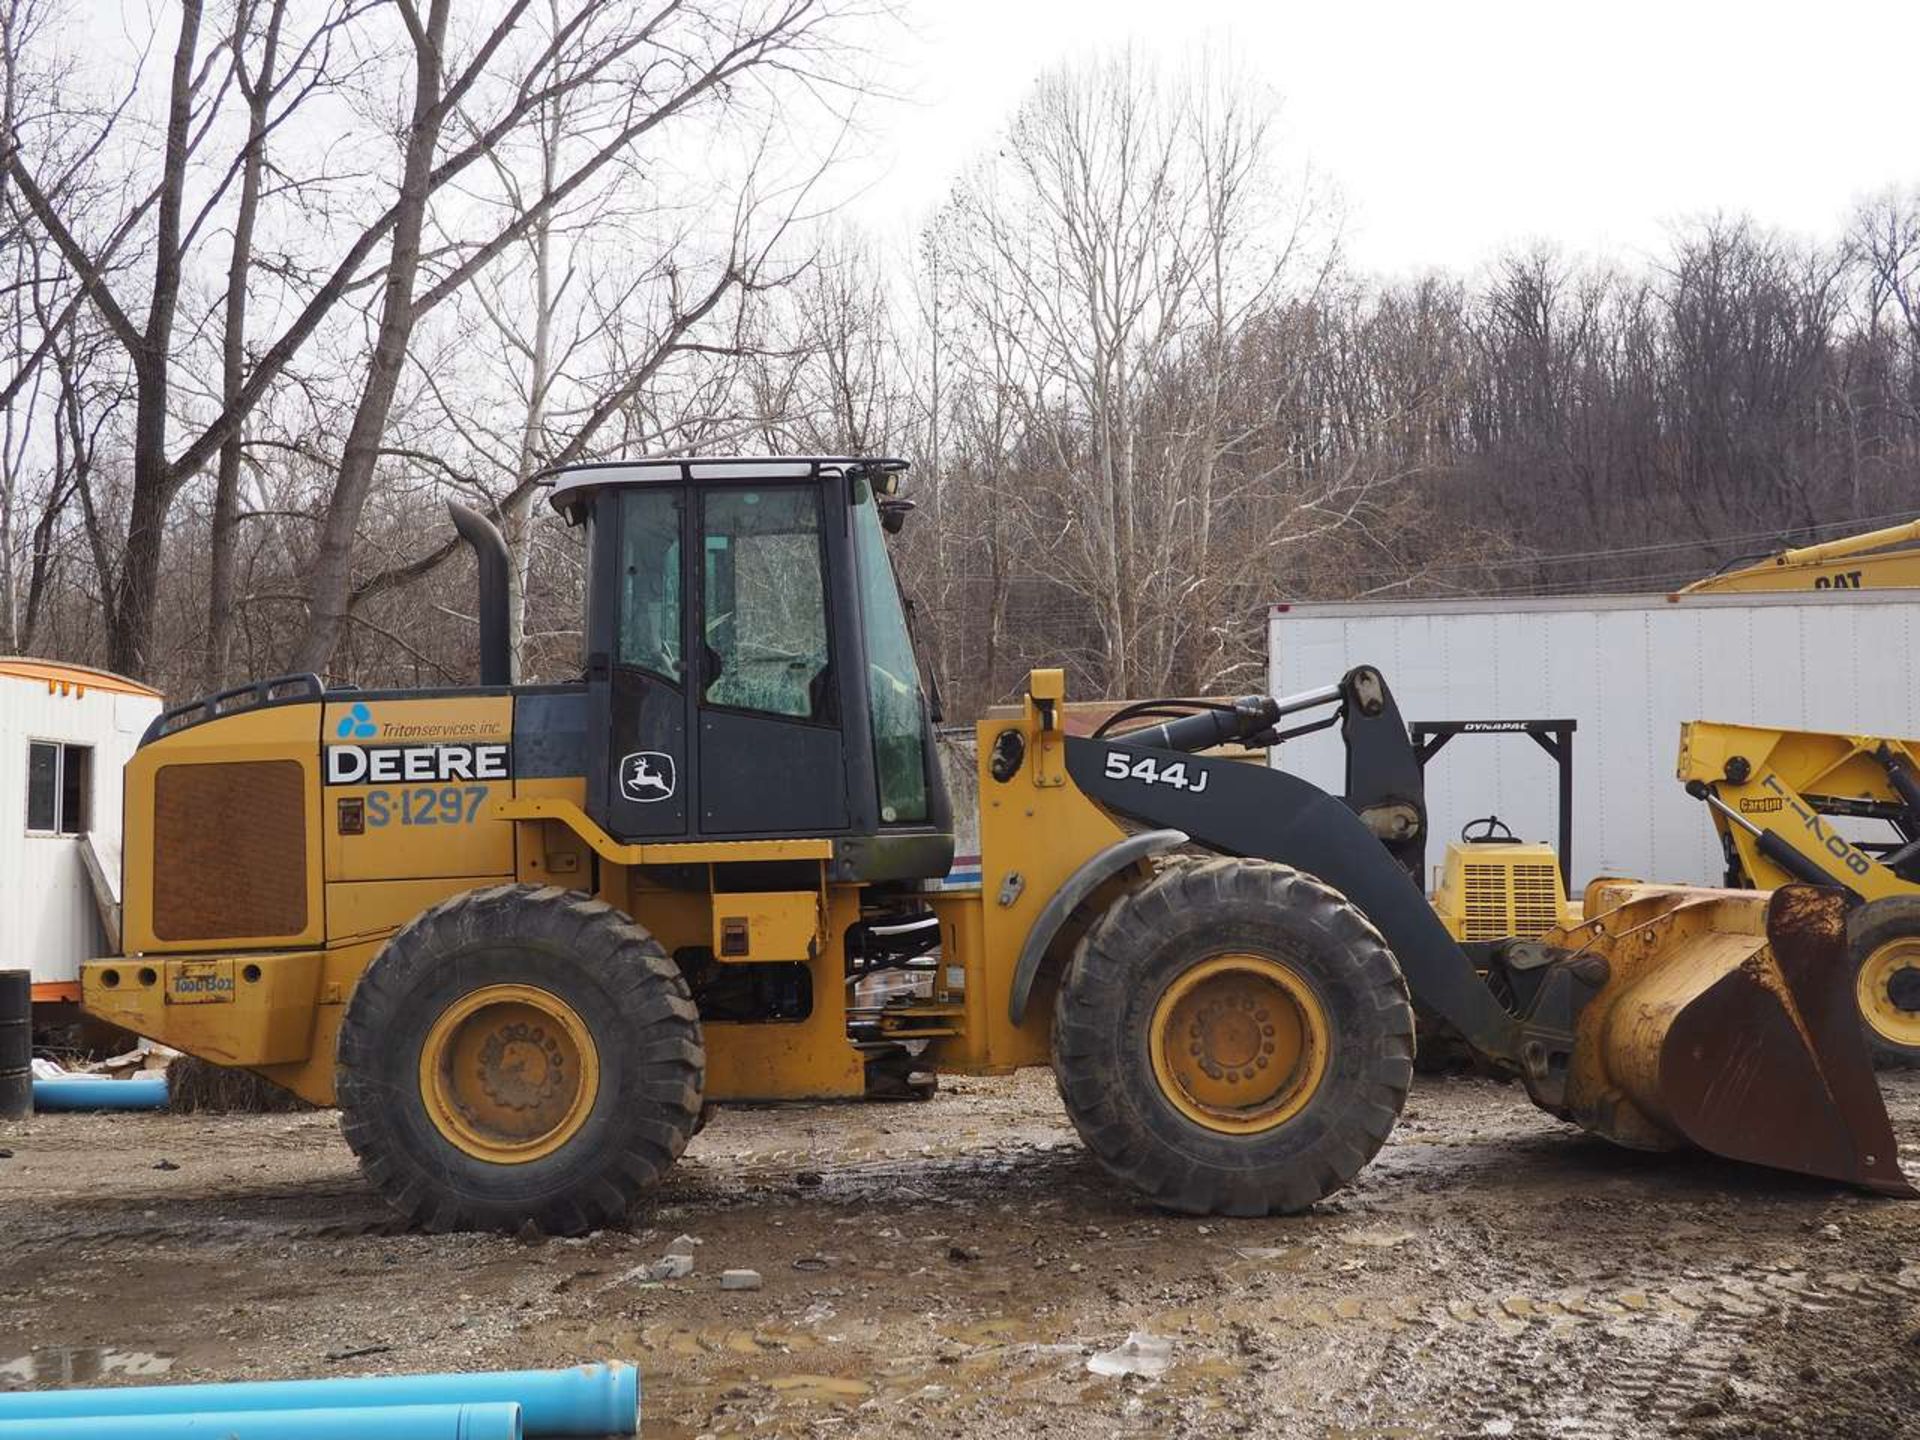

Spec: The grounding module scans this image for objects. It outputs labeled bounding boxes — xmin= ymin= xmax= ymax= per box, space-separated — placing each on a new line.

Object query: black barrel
xmin=0 ymin=970 xmax=29 ymax=1119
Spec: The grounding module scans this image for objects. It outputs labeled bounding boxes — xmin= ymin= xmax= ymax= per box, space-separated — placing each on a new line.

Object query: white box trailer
xmin=1 ymin=660 xmax=163 ymax=1000
xmin=1266 ymin=592 xmax=1920 ymax=892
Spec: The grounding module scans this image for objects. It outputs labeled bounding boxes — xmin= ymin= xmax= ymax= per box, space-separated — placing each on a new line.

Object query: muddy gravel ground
xmin=4 ymin=1070 xmax=1919 ymax=1439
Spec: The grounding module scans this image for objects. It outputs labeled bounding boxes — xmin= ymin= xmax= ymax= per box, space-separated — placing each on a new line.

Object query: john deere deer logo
xmin=620 ymin=751 xmax=676 ymax=803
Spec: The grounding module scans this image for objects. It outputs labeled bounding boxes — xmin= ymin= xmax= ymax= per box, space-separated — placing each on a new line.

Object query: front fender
xmin=1006 ymin=828 xmax=1188 ymax=1025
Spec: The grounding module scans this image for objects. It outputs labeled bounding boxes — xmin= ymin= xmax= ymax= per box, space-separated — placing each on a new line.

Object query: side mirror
xmin=853 ymin=457 xmax=908 ymax=496
xmin=878 ymin=496 xmax=916 ymax=534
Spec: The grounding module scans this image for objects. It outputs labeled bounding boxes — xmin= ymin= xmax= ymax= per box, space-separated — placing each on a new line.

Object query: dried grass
xmin=165 ymin=1055 xmax=313 ymax=1113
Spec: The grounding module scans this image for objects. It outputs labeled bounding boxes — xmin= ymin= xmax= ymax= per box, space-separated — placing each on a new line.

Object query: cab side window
xmin=615 ymin=489 xmax=683 ymax=682
xmin=700 ymin=487 xmax=831 ymax=721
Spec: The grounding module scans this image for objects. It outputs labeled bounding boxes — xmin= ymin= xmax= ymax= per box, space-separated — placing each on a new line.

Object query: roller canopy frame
xmin=1411 ymin=717 xmax=1577 ymax=890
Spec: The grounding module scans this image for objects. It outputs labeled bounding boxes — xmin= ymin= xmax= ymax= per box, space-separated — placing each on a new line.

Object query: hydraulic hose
xmin=1874 ymin=744 xmax=1920 ymax=828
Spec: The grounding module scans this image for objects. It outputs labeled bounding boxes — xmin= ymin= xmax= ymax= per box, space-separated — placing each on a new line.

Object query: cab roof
xmin=543 ymin=455 xmax=907 ymax=516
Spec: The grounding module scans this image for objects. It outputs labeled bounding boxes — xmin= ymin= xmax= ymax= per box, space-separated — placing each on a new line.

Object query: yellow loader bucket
xmin=1544 ymin=882 xmax=1914 ymax=1197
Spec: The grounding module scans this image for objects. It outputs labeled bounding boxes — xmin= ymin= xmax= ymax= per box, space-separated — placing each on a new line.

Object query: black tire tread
xmin=1052 ymin=858 xmax=1413 ymax=1216
xmin=336 ymin=883 xmax=704 ymax=1234
xmin=1847 ymin=894 xmax=1920 ymax=1066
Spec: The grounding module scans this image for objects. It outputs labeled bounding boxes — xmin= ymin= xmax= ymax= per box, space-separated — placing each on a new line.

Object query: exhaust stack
xmin=448 ymin=501 xmax=513 ymax=687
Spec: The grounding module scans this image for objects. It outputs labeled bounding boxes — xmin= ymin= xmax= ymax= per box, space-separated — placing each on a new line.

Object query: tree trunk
xmin=290 ymin=0 xmax=449 ymax=677
xmin=105 ymin=0 xmax=203 ymax=680
xmin=505 ymin=102 xmax=557 ymax=677
xmin=205 ymin=2 xmax=287 ymax=692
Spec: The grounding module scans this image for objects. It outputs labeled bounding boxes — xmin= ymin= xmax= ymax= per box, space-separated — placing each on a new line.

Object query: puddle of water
xmin=944 ymin=1316 xmax=1026 ymax=1345
xmin=1183 ymin=1358 xmax=1246 ymax=1380
xmin=768 ymin=1374 xmax=872 ymax=1403
xmin=1146 ymin=1306 xmax=1224 ymax=1337
xmin=1340 ymin=1228 xmax=1418 ymax=1249
xmin=1230 ymin=1245 xmax=1313 ymax=1272
xmin=645 ymin=1325 xmax=819 ymax=1359
xmin=0 ymin=1347 xmax=174 ymax=1387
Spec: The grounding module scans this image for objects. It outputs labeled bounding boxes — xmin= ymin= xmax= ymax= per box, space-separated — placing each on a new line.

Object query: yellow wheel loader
xmin=1681 ymin=720 xmax=1920 ymax=1063
xmin=81 ymin=457 xmax=1913 ymax=1232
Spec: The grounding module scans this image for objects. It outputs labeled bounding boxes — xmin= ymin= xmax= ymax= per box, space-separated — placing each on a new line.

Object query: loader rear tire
xmin=338 ymin=884 xmax=704 ymax=1234
xmin=1052 ymin=858 xmax=1414 ymax=1216
xmin=1848 ymin=896 xmax=1920 ymax=1065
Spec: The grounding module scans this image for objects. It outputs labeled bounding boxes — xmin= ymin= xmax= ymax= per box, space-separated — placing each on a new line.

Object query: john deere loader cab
xmin=553 ymin=456 xmax=952 ymax=880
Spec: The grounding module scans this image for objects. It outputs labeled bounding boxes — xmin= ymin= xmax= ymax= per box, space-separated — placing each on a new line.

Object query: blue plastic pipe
xmin=0 ymin=1364 xmax=639 ymax=1437
xmin=0 ymin=1401 xmax=521 ymax=1440
xmin=31 ymin=1074 xmax=170 ymax=1112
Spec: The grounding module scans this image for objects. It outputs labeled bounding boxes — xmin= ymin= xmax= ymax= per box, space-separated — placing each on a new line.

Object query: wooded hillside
xmin=4 ymin=10 xmax=1917 ymax=713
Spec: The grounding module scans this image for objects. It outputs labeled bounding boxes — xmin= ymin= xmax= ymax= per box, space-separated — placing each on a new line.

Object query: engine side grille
xmin=152 ymin=761 xmax=309 ymax=940
xmin=1461 ymin=861 xmax=1562 ymax=941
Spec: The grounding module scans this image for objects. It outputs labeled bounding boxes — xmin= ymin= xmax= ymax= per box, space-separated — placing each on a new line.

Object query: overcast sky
xmin=878 ymin=0 xmax=1916 ymax=276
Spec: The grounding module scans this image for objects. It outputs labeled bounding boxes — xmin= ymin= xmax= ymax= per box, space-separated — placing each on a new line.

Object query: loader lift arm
xmin=1679 ymin=722 xmax=1920 ymax=901
xmin=1075 ymin=668 xmax=1598 ymax=1099
xmin=1680 ymin=718 xmax=1920 ymax=1061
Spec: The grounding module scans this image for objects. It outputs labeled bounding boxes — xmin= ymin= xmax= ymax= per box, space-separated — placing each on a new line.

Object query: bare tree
xmin=289 ymin=0 xmax=859 ymax=675
xmin=4 ymin=0 xmax=865 ymax=681
xmin=933 ymin=50 xmax=1344 ymax=696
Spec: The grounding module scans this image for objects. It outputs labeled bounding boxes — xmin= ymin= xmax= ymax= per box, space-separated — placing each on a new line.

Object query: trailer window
xmin=26 ymin=741 xmax=89 ymax=835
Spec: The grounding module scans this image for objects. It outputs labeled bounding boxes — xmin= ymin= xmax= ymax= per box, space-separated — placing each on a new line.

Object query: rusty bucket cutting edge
xmin=1556 ymin=882 xmax=1916 ymax=1198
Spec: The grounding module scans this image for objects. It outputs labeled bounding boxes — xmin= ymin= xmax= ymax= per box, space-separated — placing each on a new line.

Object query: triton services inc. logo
xmin=336 ymin=702 xmax=378 ymax=739
xmin=322 ymin=701 xmax=512 ymax=787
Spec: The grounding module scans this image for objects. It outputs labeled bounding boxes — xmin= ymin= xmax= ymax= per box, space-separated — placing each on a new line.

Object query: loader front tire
xmin=1052 ymin=858 xmax=1413 ymax=1216
xmin=1848 ymin=895 xmax=1920 ymax=1065
xmin=338 ymin=884 xmax=704 ymax=1234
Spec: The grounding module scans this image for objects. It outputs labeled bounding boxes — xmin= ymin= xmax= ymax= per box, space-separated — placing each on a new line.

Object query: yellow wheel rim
xmin=419 ymin=984 xmax=600 ymax=1164
xmin=1148 ymin=954 xmax=1330 ymax=1135
xmin=1856 ymin=937 xmax=1920 ymax=1051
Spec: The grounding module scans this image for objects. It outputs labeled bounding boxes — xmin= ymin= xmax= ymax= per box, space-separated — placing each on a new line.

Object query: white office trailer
xmin=1267 ymin=592 xmax=1920 ymax=894
xmin=1 ymin=659 xmax=162 ymax=999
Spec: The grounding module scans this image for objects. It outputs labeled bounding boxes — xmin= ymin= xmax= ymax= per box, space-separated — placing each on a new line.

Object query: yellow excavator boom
xmin=1676 ymin=517 xmax=1920 ymax=594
